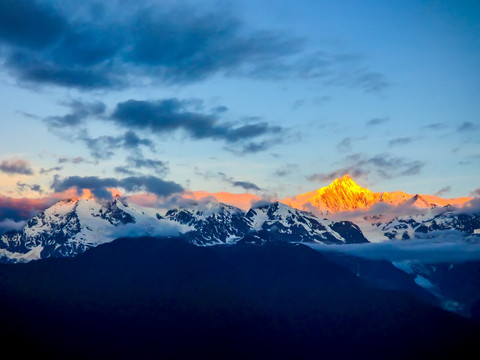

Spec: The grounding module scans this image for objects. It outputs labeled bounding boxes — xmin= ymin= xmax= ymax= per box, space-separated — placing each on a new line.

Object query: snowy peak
xmin=404 ymin=194 xmax=436 ymax=209
xmin=244 ymin=201 xmax=368 ymax=245
xmin=164 ymin=202 xmax=249 ymax=245
xmin=283 ymin=175 xmax=377 ymax=213
xmin=282 ymin=175 xmax=472 ymax=214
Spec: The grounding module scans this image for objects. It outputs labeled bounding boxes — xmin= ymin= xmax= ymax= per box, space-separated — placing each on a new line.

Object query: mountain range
xmin=283 ymin=174 xmax=472 ymax=213
xmin=1 ymin=175 xmax=479 ymax=357
xmin=2 ymin=175 xmax=478 ymax=264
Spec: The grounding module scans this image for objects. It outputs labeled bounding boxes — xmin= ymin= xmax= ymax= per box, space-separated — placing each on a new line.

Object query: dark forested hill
xmin=0 ymin=236 xmax=478 ymax=359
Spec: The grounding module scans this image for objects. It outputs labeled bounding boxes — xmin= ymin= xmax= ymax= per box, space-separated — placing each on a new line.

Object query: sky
xmin=0 ymin=0 xmax=479 ymax=215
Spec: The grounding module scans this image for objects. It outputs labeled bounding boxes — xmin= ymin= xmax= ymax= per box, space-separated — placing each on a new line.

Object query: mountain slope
xmin=0 ymin=237 xmax=478 ymax=359
xmin=242 ymin=201 xmax=368 ymax=244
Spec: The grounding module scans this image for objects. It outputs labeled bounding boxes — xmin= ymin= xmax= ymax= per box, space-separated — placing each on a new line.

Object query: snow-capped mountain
xmin=163 ymin=202 xmax=250 ymax=245
xmin=0 ymin=197 xmax=368 ymax=263
xmin=283 ymin=174 xmax=472 ymax=214
xmin=357 ymin=206 xmax=480 ymax=241
xmin=242 ymin=201 xmax=368 ymax=244
xmin=0 ymin=197 xmax=180 ymax=262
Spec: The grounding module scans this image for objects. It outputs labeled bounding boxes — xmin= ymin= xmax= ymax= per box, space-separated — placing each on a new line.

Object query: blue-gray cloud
xmin=195 ymin=168 xmax=261 ymax=191
xmin=45 ymin=100 xmax=106 ymax=128
xmin=388 ymin=137 xmax=414 ymax=147
xmin=307 ymin=153 xmax=425 ymax=182
xmin=17 ymin=181 xmax=43 ymax=194
xmin=434 ymin=186 xmax=452 ymax=197
xmin=0 ymin=0 xmax=387 ymax=92
xmin=366 ymin=117 xmax=389 ymax=127
xmin=0 ymin=158 xmax=34 ymax=175
xmin=115 ymin=157 xmax=169 ymax=177
xmin=78 ymin=130 xmax=154 ymax=160
xmin=110 ymin=98 xmax=284 ymax=153
xmin=52 ymin=175 xmax=184 ymax=199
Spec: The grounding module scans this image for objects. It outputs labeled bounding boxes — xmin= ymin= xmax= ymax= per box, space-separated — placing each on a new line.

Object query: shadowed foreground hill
xmin=0 ymin=237 xmax=478 ymax=359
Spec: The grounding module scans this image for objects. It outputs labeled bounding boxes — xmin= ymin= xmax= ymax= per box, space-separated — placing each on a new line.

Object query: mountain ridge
xmin=283 ymin=174 xmax=472 ymax=214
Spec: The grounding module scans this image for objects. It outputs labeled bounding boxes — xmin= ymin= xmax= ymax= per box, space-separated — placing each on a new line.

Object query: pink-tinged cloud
xmin=127 ymin=191 xmax=262 ymax=211
xmin=0 ymin=195 xmax=56 ymax=221
xmin=184 ymin=191 xmax=261 ymax=211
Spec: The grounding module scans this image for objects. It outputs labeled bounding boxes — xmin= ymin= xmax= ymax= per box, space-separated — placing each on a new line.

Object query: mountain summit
xmin=284 ymin=175 xmax=377 ymax=213
xmin=283 ymin=175 xmax=471 ymax=214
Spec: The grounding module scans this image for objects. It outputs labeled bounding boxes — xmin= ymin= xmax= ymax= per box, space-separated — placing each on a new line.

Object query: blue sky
xmin=0 ymin=0 xmax=479 ymax=204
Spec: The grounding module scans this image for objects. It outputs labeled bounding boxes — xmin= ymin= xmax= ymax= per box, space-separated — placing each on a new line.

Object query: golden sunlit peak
xmin=327 ymin=174 xmax=365 ymax=192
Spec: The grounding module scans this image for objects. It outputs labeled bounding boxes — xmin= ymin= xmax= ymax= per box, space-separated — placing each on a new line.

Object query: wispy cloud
xmin=0 ymin=158 xmax=34 ymax=175
xmin=195 ymin=168 xmax=261 ymax=191
xmin=366 ymin=117 xmax=389 ymax=127
xmin=388 ymin=137 xmax=414 ymax=147
xmin=307 ymin=153 xmax=424 ymax=183
xmin=434 ymin=186 xmax=452 ymax=197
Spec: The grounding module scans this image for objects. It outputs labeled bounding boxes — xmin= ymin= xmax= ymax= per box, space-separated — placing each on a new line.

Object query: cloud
xmin=0 ymin=195 xmax=56 ymax=222
xmin=307 ymin=153 xmax=424 ymax=183
xmin=77 ymin=130 xmax=154 ymax=159
xmin=115 ymin=156 xmax=169 ymax=177
xmin=336 ymin=137 xmax=352 ymax=153
xmin=17 ymin=182 xmax=43 ymax=194
xmin=307 ymin=167 xmax=369 ymax=183
xmin=291 ymin=99 xmax=306 ymax=111
xmin=0 ymin=1 xmax=387 ymax=92
xmin=195 ymin=169 xmax=261 ymax=192
xmin=0 ymin=158 xmax=34 ymax=175
xmin=366 ymin=117 xmax=389 ymax=127
xmin=307 ymin=233 xmax=480 ymax=263
xmin=457 ymin=122 xmax=479 ymax=132
xmin=388 ymin=137 xmax=414 ymax=147
xmin=52 ymin=175 xmax=184 ymax=199
xmin=423 ymin=122 xmax=447 ymax=130
xmin=470 ymin=188 xmax=480 ymax=198
xmin=274 ymin=164 xmax=299 ymax=177
xmin=350 ymin=153 xmax=424 ymax=178
xmin=111 ymin=98 xmax=282 ymax=142
xmin=0 ymin=0 xmax=66 ymax=49
xmin=434 ymin=186 xmax=452 ymax=197
xmin=230 ymin=181 xmax=261 ymax=191
xmin=109 ymin=98 xmax=285 ymax=153
xmin=0 ymin=219 xmax=26 ymax=235
xmin=45 ymin=97 xmax=284 ymax=156
xmin=45 ymin=100 xmax=106 ymax=128
xmin=57 ymin=156 xmax=90 ymax=165
xmin=39 ymin=166 xmax=63 ymax=174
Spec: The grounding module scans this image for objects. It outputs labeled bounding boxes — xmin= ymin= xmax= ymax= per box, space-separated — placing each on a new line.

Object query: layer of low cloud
xmin=307 ymin=232 xmax=480 ymax=263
